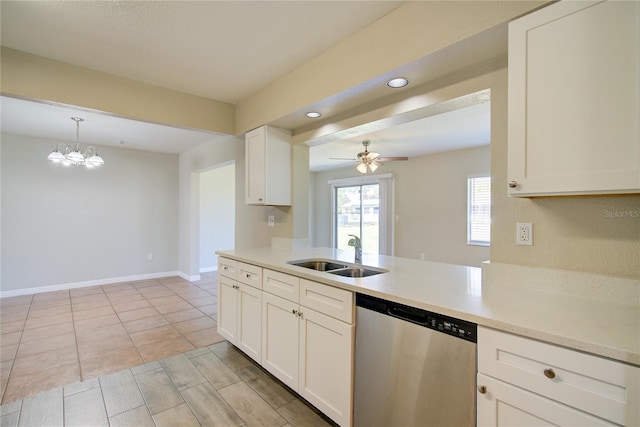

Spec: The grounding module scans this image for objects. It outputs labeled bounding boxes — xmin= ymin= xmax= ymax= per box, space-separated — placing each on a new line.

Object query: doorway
xmin=199 ymin=163 xmax=235 ymax=272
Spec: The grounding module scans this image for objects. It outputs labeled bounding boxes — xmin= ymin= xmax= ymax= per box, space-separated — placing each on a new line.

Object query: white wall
xmin=1 ymin=133 xmax=179 ymax=292
xmin=312 ymin=145 xmax=491 ymax=267
xmin=199 ymin=164 xmax=235 ymax=271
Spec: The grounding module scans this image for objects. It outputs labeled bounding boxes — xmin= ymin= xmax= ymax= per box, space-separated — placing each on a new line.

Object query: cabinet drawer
xmin=478 ymin=327 xmax=640 ymax=426
xmin=218 ymin=257 xmax=237 ymax=279
xmin=299 ymin=279 xmax=353 ymax=324
xmin=263 ymin=269 xmax=299 ymax=303
xmin=237 ymin=262 xmax=262 ymax=289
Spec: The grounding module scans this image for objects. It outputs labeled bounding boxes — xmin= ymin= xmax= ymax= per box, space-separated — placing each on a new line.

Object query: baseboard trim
xmin=199 ymin=266 xmax=217 ymax=273
xmin=178 ymin=272 xmax=201 ymax=282
xmin=0 ymin=271 xmax=180 ymax=298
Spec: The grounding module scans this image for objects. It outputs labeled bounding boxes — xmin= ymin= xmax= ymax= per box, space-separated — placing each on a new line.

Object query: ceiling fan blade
xmin=376 ymin=156 xmax=408 ymax=161
xmin=368 ymin=152 xmax=380 ymax=160
xmin=329 ymin=157 xmax=357 ymax=160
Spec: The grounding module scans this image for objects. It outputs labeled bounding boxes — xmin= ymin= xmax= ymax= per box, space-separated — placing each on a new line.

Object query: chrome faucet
xmin=348 ymin=234 xmax=362 ymax=264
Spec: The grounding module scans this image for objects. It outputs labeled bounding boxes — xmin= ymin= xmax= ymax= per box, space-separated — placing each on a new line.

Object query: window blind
xmin=467 ymin=176 xmax=491 ymax=246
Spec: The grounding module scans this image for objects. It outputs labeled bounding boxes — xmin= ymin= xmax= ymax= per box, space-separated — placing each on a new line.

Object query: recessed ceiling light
xmin=306 ymin=112 xmax=321 ymax=118
xmin=387 ymin=77 xmax=409 ymax=88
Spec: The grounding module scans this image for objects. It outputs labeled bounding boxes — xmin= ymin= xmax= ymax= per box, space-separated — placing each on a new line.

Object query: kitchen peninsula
xmin=217 ymin=246 xmax=639 ymax=365
xmin=217 ymin=246 xmax=639 ymax=427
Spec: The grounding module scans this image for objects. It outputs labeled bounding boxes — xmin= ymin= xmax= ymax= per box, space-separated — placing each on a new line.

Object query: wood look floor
xmin=0 ymin=273 xmax=334 ymax=426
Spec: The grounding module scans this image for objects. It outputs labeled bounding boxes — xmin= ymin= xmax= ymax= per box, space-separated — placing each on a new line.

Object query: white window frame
xmin=467 ymin=175 xmax=491 ymax=247
xmin=328 ymin=173 xmax=394 ymax=256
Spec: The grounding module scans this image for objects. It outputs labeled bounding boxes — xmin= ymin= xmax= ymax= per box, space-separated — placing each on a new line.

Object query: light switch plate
xmin=268 ymin=215 xmax=275 ymax=227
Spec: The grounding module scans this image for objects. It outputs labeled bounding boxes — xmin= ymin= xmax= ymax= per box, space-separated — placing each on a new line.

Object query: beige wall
xmin=178 ymin=136 xmax=288 ymax=278
xmin=0 ymin=47 xmax=235 ymax=135
xmin=307 ymin=66 xmax=639 ymax=278
xmin=489 ymin=69 xmax=640 ymax=278
xmin=236 ymin=1 xmax=547 ymax=133
xmin=312 ymin=146 xmax=491 ymax=267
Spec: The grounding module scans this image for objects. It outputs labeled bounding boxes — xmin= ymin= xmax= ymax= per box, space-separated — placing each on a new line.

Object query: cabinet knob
xmin=478 ymin=385 xmax=487 ymax=394
xmin=298 ymin=311 xmax=303 ymax=319
xmin=292 ymin=309 xmax=298 ymax=315
xmin=259 ymin=198 xmax=263 ymax=202
xmin=543 ymin=368 xmax=556 ymax=379
xmin=508 ymin=180 xmax=519 ymax=189
xmin=246 ymin=273 xmax=251 ymax=279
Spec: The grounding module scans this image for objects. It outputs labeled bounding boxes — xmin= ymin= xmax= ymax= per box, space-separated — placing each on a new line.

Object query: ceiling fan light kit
xmin=328 ymin=140 xmax=409 ymax=174
xmin=47 ymin=117 xmax=105 ymax=168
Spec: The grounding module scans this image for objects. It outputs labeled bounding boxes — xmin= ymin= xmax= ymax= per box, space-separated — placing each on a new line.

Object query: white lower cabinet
xmin=217 ymin=259 xmax=262 ymax=364
xmin=477 ymin=326 xmax=640 ymax=426
xmin=477 ymin=373 xmax=615 ymax=426
xmin=262 ymin=272 xmax=354 ymax=427
xmin=298 ymin=306 xmax=353 ymax=426
xmin=262 ymin=292 xmax=299 ymax=389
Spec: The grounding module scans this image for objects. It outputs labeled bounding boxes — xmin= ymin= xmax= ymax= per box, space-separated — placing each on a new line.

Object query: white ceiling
xmin=0 ymin=0 xmax=493 ymax=170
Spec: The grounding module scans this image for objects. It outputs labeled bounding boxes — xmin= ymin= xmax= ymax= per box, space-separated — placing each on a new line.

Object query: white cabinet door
xmin=477 ymin=374 xmax=615 ymax=427
xmin=245 ymin=126 xmax=267 ymax=205
xmin=244 ymin=126 xmax=292 ymax=205
xmin=261 ymin=292 xmax=299 ymax=391
xmin=298 ymin=307 xmax=354 ymax=427
xmin=508 ymin=0 xmax=640 ymax=196
xmin=217 ymin=276 xmax=238 ymax=343
xmin=236 ymin=283 xmax=262 ymax=363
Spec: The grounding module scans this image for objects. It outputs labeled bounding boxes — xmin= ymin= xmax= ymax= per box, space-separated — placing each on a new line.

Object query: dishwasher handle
xmin=356 ymin=293 xmax=478 ymax=343
xmin=388 ymin=305 xmax=429 ymax=324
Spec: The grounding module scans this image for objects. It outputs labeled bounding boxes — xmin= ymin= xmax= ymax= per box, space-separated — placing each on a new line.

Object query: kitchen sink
xmin=328 ymin=267 xmax=385 ymax=278
xmin=287 ymin=258 xmax=388 ymax=277
xmin=288 ymin=260 xmax=348 ymax=271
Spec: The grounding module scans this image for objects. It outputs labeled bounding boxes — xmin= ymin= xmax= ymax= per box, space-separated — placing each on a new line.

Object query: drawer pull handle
xmin=478 ymin=385 xmax=487 ymax=394
xmin=544 ymin=368 xmax=556 ymax=379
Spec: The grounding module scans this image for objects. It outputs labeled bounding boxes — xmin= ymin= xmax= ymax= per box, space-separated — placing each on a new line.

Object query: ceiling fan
xmin=331 ymin=140 xmax=408 ymax=174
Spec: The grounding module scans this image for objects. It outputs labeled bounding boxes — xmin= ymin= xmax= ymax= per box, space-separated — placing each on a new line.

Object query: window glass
xmin=467 ymin=176 xmax=491 ymax=246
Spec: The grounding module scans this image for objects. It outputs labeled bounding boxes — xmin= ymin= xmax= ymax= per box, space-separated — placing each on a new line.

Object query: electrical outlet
xmin=147 ymin=253 xmax=153 ymax=261
xmin=268 ymin=215 xmax=275 ymax=227
xmin=516 ymin=223 xmax=533 ymax=246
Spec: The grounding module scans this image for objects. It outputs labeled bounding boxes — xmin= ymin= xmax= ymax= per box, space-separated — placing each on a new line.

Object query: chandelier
xmin=47 ymin=117 xmax=105 ymax=167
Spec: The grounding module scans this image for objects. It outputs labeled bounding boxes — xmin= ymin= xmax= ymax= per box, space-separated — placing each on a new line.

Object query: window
xmin=335 ymin=184 xmax=380 ymax=254
xmin=329 ymin=174 xmax=394 ymax=256
xmin=467 ymin=176 xmax=491 ymax=246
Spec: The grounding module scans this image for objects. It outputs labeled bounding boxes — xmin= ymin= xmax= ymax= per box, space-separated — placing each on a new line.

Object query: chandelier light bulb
xmin=47 ymin=117 xmax=105 ymax=168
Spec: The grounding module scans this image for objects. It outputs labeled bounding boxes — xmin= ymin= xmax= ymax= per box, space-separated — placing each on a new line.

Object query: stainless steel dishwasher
xmin=354 ymin=293 xmax=477 ymax=427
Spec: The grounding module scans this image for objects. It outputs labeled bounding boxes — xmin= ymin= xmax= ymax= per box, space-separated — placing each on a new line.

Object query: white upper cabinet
xmin=245 ymin=125 xmax=292 ymax=205
xmin=508 ymin=0 xmax=640 ymax=196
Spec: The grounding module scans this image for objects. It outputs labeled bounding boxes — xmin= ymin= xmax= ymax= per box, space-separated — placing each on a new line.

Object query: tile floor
xmin=0 ymin=341 xmax=333 ymax=427
xmin=0 ymin=272 xmax=335 ymax=426
xmin=0 ymin=273 xmax=221 ymax=405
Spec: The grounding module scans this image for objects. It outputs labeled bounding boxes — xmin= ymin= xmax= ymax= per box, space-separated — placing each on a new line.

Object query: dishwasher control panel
xmin=356 ymin=293 xmax=477 ymax=343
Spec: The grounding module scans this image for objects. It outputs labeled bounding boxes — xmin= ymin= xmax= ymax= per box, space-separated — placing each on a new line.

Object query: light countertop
xmin=216 ymin=247 xmax=640 ymax=366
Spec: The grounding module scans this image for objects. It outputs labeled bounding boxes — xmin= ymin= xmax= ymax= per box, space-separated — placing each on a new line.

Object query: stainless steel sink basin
xmin=328 ymin=267 xmax=386 ymax=278
xmin=288 ymin=260 xmax=348 ymax=271
xmin=288 ymin=258 xmax=388 ymax=277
